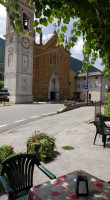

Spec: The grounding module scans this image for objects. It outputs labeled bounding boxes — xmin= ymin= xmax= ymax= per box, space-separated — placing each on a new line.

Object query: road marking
xmin=43 ymin=112 xmax=56 ymax=116
xmin=15 ymin=119 xmax=26 ymax=123
xmin=30 ymin=116 xmax=39 ymax=119
xmin=0 ymin=124 xmax=8 ymax=128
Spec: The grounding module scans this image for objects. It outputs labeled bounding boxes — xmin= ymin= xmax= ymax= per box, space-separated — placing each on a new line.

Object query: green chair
xmin=99 ymin=116 xmax=110 ymax=122
xmin=94 ymin=121 xmax=110 ymax=148
xmin=0 ymin=154 xmax=56 ymax=200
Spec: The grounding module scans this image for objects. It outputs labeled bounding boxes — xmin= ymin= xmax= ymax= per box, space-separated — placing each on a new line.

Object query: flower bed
xmin=27 ymin=131 xmax=56 ymax=162
xmin=64 ymin=100 xmax=76 ymax=107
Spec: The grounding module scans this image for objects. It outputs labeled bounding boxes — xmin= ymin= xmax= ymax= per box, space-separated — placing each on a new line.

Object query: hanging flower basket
xmin=27 ymin=131 xmax=56 ymax=162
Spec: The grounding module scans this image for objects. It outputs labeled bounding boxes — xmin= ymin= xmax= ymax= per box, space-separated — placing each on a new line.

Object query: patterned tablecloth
xmin=27 ymin=170 xmax=110 ymax=200
xmin=105 ymin=121 xmax=110 ymax=128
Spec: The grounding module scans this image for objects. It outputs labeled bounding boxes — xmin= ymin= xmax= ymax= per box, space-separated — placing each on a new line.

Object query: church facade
xmin=33 ymin=33 xmax=76 ymax=101
xmin=4 ymin=0 xmax=77 ymax=103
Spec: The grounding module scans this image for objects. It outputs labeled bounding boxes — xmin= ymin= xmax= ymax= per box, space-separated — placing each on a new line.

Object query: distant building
xmin=76 ymin=72 xmax=110 ymax=102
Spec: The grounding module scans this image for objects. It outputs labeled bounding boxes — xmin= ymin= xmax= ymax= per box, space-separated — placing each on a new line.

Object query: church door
xmin=48 ymin=72 xmax=59 ymax=101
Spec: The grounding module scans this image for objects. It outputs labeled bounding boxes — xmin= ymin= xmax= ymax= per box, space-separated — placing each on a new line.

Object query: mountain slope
xmin=0 ymin=38 xmax=5 ymax=72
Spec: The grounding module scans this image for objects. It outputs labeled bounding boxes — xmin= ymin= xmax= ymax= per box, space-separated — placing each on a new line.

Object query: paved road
xmin=0 ymin=103 xmax=64 ymax=133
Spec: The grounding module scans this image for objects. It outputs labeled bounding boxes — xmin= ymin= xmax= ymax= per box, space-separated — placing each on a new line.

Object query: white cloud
xmin=94 ymin=57 xmax=104 ymax=71
xmin=43 ymin=33 xmax=53 ymax=43
xmin=0 ymin=5 xmax=6 ymax=17
xmin=0 ymin=34 xmax=5 ymax=39
xmin=35 ymin=33 xmax=53 ymax=44
xmin=0 ymin=5 xmax=6 ymax=37
xmin=70 ymin=37 xmax=84 ymax=60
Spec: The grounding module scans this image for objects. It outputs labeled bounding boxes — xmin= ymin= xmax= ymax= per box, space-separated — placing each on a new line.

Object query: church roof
xmin=44 ymin=33 xmax=56 ymax=45
xmin=70 ymin=56 xmax=102 ymax=73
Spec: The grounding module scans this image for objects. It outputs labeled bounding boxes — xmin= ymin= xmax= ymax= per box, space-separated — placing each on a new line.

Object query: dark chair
xmin=0 ymin=154 xmax=56 ymax=200
xmin=94 ymin=121 xmax=110 ymax=148
xmin=99 ymin=116 xmax=110 ymax=122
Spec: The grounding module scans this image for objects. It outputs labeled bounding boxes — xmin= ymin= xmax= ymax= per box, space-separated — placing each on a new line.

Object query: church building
xmin=33 ymin=32 xmax=76 ymax=101
xmin=4 ymin=0 xmax=77 ymax=103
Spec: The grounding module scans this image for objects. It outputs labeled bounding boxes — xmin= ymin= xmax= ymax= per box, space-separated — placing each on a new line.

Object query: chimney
xmin=40 ymin=31 xmax=42 ymax=44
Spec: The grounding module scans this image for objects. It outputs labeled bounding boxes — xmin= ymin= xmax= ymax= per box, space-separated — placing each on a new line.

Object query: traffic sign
xmin=83 ymin=83 xmax=88 ymax=90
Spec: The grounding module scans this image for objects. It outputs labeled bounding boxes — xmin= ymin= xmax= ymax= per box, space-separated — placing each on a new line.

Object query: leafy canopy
xmin=1 ymin=0 xmax=110 ymax=74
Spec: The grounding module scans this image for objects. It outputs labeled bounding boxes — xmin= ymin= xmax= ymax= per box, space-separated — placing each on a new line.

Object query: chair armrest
xmin=38 ymin=164 xmax=56 ymax=180
xmin=0 ymin=175 xmax=15 ymax=200
xmin=0 ymin=175 xmax=14 ymax=193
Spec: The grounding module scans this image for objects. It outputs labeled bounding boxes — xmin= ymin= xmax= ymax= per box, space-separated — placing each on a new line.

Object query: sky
xmin=0 ymin=4 xmax=104 ymax=71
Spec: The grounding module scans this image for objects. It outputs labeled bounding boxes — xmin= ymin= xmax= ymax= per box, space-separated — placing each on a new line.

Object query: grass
xmin=62 ymin=146 xmax=74 ymax=150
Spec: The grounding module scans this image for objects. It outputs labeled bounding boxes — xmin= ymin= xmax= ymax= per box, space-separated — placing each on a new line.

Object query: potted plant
xmin=95 ymin=112 xmax=109 ymax=122
xmin=27 ymin=131 xmax=56 ymax=162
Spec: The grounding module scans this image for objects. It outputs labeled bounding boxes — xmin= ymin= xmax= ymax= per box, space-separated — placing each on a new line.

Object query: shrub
xmin=96 ymin=113 xmax=106 ymax=118
xmin=0 ymin=145 xmax=15 ymax=193
xmin=104 ymin=92 xmax=110 ymax=117
xmin=64 ymin=100 xmax=76 ymax=107
xmin=0 ymin=145 xmax=15 ymax=163
xmin=27 ymin=131 xmax=56 ymax=162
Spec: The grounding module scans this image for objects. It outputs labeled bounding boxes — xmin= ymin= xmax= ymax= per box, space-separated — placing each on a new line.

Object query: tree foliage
xmin=104 ymin=92 xmax=110 ymax=117
xmin=1 ymin=0 xmax=110 ymax=74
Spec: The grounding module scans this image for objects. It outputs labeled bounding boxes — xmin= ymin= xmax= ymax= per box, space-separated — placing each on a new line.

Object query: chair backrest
xmin=99 ymin=116 xmax=110 ymax=122
xmin=94 ymin=121 xmax=104 ymax=135
xmin=1 ymin=154 xmax=40 ymax=193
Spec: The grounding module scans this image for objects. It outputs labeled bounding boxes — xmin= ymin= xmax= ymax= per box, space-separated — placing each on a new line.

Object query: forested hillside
xmin=0 ymin=38 xmax=5 ymax=73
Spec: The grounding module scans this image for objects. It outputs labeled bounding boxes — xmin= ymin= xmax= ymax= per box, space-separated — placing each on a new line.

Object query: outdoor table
xmin=27 ymin=170 xmax=110 ymax=200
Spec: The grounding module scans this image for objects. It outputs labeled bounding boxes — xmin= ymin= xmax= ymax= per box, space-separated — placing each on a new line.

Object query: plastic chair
xmin=99 ymin=116 xmax=110 ymax=122
xmin=0 ymin=154 xmax=56 ymax=200
xmin=94 ymin=121 xmax=110 ymax=148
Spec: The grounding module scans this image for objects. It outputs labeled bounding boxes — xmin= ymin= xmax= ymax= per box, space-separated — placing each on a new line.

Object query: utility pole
xmin=100 ymin=74 xmax=102 ymax=102
xmin=86 ymin=54 xmax=89 ymax=106
xmin=87 ymin=66 xmax=89 ymax=105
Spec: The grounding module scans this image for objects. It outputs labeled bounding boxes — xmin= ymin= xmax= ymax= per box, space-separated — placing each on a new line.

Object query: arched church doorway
xmin=48 ymin=72 xmax=59 ymax=101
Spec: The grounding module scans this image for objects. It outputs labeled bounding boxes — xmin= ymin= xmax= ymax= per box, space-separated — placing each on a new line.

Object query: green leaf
xmin=35 ymin=27 xmax=42 ymax=34
xmin=43 ymin=9 xmax=51 ymax=17
xmin=59 ymin=33 xmax=65 ymax=41
xmin=15 ymin=28 xmax=19 ymax=35
xmin=35 ymin=11 xmax=42 ymax=18
xmin=57 ymin=19 xmax=61 ymax=27
xmin=61 ymin=25 xmax=67 ymax=33
xmin=25 ymin=32 xmax=29 ymax=37
xmin=48 ymin=17 xmax=53 ymax=23
xmin=14 ymin=13 xmax=20 ymax=19
xmin=0 ymin=0 xmax=4 ymax=5
xmin=63 ymin=18 xmax=70 ymax=24
xmin=57 ymin=29 xmax=60 ymax=35
xmin=33 ymin=20 xmax=39 ymax=27
xmin=39 ymin=18 xmax=48 ymax=26
xmin=76 ymin=31 xmax=81 ymax=36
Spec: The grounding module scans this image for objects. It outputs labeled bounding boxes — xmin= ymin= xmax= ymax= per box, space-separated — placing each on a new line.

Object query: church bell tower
xmin=4 ymin=0 xmax=35 ymax=103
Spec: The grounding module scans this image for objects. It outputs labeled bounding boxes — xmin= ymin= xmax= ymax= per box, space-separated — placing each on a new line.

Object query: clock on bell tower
xmin=4 ymin=0 xmax=35 ymax=104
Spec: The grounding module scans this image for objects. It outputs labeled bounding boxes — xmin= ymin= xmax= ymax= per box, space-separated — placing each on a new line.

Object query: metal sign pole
xmin=87 ymin=67 xmax=89 ymax=105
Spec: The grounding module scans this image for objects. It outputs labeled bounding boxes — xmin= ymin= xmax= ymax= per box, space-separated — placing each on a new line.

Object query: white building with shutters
xmin=76 ymin=72 xmax=110 ymax=102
